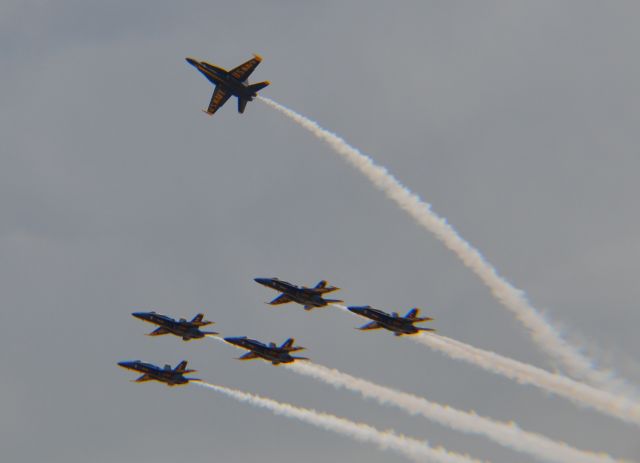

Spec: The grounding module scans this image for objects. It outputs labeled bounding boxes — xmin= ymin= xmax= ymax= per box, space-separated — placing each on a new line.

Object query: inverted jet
xmin=118 ymin=360 xmax=198 ymax=386
xmin=254 ymin=277 xmax=342 ymax=311
xmin=132 ymin=311 xmax=218 ymax=341
xmin=186 ymin=54 xmax=270 ymax=116
xmin=348 ymin=306 xmax=435 ymax=336
xmin=224 ymin=336 xmax=308 ymax=365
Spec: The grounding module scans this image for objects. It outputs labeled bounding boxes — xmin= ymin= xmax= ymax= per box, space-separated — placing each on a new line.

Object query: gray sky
xmin=1 ymin=1 xmax=639 ymax=462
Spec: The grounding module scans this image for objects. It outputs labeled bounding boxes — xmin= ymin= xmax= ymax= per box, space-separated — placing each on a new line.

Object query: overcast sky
xmin=1 ymin=1 xmax=639 ymax=462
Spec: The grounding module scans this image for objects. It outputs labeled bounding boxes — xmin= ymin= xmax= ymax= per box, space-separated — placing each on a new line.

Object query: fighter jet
xmin=254 ymin=277 xmax=342 ymax=311
xmin=132 ymin=311 xmax=218 ymax=341
xmin=224 ymin=336 xmax=308 ymax=365
xmin=117 ymin=360 xmax=199 ymax=386
xmin=186 ymin=54 xmax=270 ymax=116
xmin=348 ymin=306 xmax=435 ymax=336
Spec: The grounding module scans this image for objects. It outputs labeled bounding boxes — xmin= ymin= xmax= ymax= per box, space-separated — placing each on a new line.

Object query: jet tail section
xmin=280 ymin=338 xmax=305 ymax=352
xmin=247 ymin=81 xmax=270 ymax=94
xmin=280 ymin=338 xmax=295 ymax=350
xmin=406 ymin=308 xmax=434 ymax=322
xmin=175 ymin=360 xmax=196 ymax=373
xmin=238 ymin=98 xmax=249 ymax=114
xmin=312 ymin=280 xmax=340 ymax=294
xmin=405 ymin=308 xmax=419 ymax=319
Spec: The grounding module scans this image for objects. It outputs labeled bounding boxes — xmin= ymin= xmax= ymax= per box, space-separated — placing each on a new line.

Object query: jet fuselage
xmin=186 ymin=58 xmax=256 ymax=100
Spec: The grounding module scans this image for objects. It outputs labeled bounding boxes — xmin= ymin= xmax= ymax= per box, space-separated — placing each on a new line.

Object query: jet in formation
xmin=118 ymin=360 xmax=199 ymax=386
xmin=254 ymin=277 xmax=342 ymax=311
xmin=348 ymin=306 xmax=435 ymax=336
xmin=186 ymin=54 xmax=270 ymax=116
xmin=132 ymin=311 xmax=218 ymax=341
xmin=224 ymin=336 xmax=308 ymax=365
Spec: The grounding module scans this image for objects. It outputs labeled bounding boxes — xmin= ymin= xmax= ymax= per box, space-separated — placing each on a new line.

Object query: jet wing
xmin=269 ymin=294 xmax=293 ymax=305
xmin=135 ymin=374 xmax=153 ymax=382
xmin=148 ymin=327 xmax=170 ymax=336
xmin=229 ymin=55 xmax=262 ymax=81
xmin=358 ymin=321 xmax=382 ymax=331
xmin=206 ymin=86 xmax=231 ymax=115
xmin=238 ymin=352 xmax=259 ymax=360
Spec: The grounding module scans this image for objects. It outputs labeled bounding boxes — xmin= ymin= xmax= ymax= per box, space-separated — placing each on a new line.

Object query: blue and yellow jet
xmin=118 ymin=360 xmax=199 ymax=386
xmin=132 ymin=311 xmax=217 ymax=341
xmin=224 ymin=336 xmax=308 ymax=365
xmin=254 ymin=277 xmax=343 ymax=311
xmin=348 ymin=306 xmax=435 ymax=336
xmin=186 ymin=54 xmax=270 ymax=116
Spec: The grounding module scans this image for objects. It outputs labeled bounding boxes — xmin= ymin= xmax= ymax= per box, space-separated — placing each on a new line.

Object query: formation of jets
xmin=120 ymin=274 xmax=435 ymax=385
xmin=118 ymin=55 xmax=437 ymax=386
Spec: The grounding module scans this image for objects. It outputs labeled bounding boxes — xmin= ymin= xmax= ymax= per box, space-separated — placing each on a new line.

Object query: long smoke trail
xmin=194 ymin=381 xmax=487 ymax=463
xmin=332 ymin=303 xmax=640 ymax=425
xmin=285 ymin=362 xmax=624 ymax=463
xmin=258 ymin=96 xmax=629 ymax=394
xmin=413 ymin=333 xmax=640 ymax=427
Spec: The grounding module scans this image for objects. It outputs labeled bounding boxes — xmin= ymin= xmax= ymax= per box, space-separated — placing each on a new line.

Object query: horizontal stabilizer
xmin=238 ymin=98 xmax=248 ymax=114
xmin=247 ymin=81 xmax=270 ymax=94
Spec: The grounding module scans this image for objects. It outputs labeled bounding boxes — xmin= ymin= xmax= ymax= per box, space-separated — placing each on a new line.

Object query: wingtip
xmin=253 ymin=53 xmax=263 ymax=61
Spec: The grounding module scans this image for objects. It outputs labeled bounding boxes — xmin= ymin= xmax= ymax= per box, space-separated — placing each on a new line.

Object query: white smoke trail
xmin=194 ymin=381 xmax=487 ymax=463
xmin=258 ymin=96 xmax=630 ymax=395
xmin=413 ymin=333 xmax=640 ymax=427
xmin=330 ymin=303 xmax=350 ymax=312
xmin=285 ymin=362 xmax=624 ymax=463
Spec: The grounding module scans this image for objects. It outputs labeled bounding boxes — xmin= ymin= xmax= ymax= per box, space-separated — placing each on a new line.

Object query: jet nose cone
xmin=223 ymin=337 xmax=244 ymax=345
xmin=347 ymin=306 xmax=364 ymax=314
xmin=185 ymin=57 xmax=199 ymax=67
xmin=254 ymin=278 xmax=272 ymax=286
xmin=131 ymin=312 xmax=148 ymax=320
xmin=118 ymin=361 xmax=135 ymax=369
